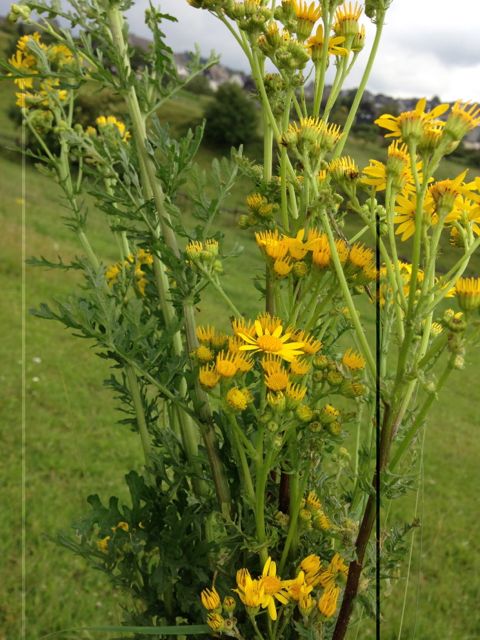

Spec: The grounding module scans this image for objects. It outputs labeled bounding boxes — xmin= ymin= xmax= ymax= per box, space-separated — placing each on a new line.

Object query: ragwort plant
xmin=4 ymin=0 xmax=480 ymax=638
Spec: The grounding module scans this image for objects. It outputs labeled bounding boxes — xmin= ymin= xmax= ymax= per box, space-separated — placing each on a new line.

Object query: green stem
xmin=389 ymin=359 xmax=454 ymax=471
xmin=312 ymin=11 xmax=333 ymax=117
xmin=332 ymin=11 xmax=386 ymax=159
xmin=201 ymin=270 xmax=242 ymax=316
xmin=125 ymin=364 xmax=152 ymax=474
xmin=319 ymin=207 xmax=375 ymax=376
xmin=228 ymin=414 xmax=256 ymax=505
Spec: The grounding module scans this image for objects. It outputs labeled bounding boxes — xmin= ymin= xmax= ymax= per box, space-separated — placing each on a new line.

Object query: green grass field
xmin=2 ymin=28 xmax=480 ymax=640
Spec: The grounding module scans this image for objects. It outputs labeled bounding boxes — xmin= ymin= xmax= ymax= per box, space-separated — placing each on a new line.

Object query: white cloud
xmin=126 ymin=0 xmax=480 ymax=102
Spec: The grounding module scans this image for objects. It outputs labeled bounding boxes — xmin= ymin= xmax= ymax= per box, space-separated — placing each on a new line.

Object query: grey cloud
xmin=391 ymin=30 xmax=480 ymax=68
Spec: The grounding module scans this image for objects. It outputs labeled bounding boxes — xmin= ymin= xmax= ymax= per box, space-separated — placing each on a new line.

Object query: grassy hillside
xmin=2 ymin=26 xmax=480 ymax=640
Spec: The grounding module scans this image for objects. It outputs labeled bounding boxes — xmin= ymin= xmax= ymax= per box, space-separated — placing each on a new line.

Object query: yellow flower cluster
xmin=96 ymin=521 xmax=130 ymax=554
xmin=185 ymin=238 xmax=222 ymax=274
xmin=375 ymin=98 xmax=480 ymax=151
xmin=197 ymin=313 xmax=321 ymax=410
xmin=86 ymin=115 xmax=131 ymax=143
xmin=105 ymin=248 xmax=154 ymax=295
xmin=9 ymin=33 xmax=73 ymax=109
xmin=200 ymin=553 xmax=348 ymax=629
xmin=393 ymin=172 xmax=480 ymax=242
xmin=281 ymin=116 xmax=342 ymax=155
xmin=255 ymin=228 xmax=377 ymax=284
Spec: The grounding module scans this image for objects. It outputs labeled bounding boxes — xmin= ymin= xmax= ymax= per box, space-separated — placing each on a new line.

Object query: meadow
xmin=1 ymin=26 xmax=480 ymax=640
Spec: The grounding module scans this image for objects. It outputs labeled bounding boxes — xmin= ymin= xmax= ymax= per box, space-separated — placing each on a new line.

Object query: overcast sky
xmin=1 ymin=0 xmax=478 ymax=101
xmin=124 ymin=0 xmax=480 ymax=103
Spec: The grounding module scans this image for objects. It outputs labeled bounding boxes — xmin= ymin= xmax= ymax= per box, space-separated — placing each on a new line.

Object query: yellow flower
xmin=211 ymin=332 xmax=229 ymax=349
xmin=196 ymin=325 xmax=216 ymax=343
xmin=294 ymin=0 xmax=322 ymax=23
xmin=105 ymin=263 xmax=121 ymax=285
xmin=96 ymin=535 xmax=110 ymax=553
xmin=200 ymin=586 xmax=221 ymax=610
xmin=261 ymin=354 xmax=284 ymax=374
xmin=300 ymin=554 xmax=322 ymax=584
xmin=318 ymin=585 xmax=340 ymax=618
xmin=444 ymin=101 xmax=480 ymax=141
xmin=375 ymin=98 xmax=449 ymax=144
xmin=206 ymin=612 xmax=225 ymax=631
xmin=307 ymin=24 xmax=348 ymax=60
xmin=429 ymin=170 xmax=469 ymax=216
xmin=96 ymin=115 xmax=131 ymax=142
xmin=305 ymin=491 xmax=322 ymax=511
xmin=137 ymin=248 xmax=154 ymax=265
xmin=286 ymin=232 xmax=307 ymax=260
xmin=333 ymin=1 xmax=363 ymax=39
xmin=282 ymin=117 xmax=342 ymax=152
xmin=215 ymin=351 xmax=239 ymax=377
xmin=312 ymin=247 xmax=330 ymax=268
xmin=234 ymin=571 xmax=265 ymax=610
xmin=293 ymin=1 xmax=322 ymax=40
xmin=246 ymin=192 xmax=275 ymax=218
xmin=342 ymin=348 xmax=366 ymax=371
xmin=195 ymin=344 xmax=214 ymax=363
xmin=329 ymin=156 xmax=359 ymax=182
xmin=234 ymin=353 xmax=254 ymax=373
xmin=232 ymin=317 xmax=256 ymax=339
xmin=274 ymin=256 xmax=293 ymax=276
xmin=290 ymin=358 xmax=311 ymax=375
xmin=199 ymin=364 xmax=220 ymax=388
xmin=289 ymin=329 xmax=322 ymax=354
xmin=112 ymin=521 xmax=129 ymax=532
xmin=335 ymin=238 xmax=349 ymax=264
xmin=256 ymin=230 xmax=289 ymax=259
xmin=348 ymin=243 xmax=374 ymax=271
xmin=394 ymin=186 xmax=436 ymax=241
xmin=226 ymin=387 xmax=251 ymax=411
xmin=314 ymin=510 xmax=332 ymax=531
xmin=319 ymin=404 xmax=340 ymax=424
xmin=283 ymin=570 xmax=313 ymax=602
xmin=362 ymin=142 xmax=412 ymax=192
xmin=265 ymin=368 xmax=290 ymax=391
xmin=454 ymin=276 xmax=480 ymax=311
xmin=286 ymin=382 xmax=307 ymax=404
xmin=185 ymin=240 xmax=204 ymax=260
xmin=237 ymin=316 xmax=305 ymax=362
xmin=259 ymin=557 xmax=290 ymax=621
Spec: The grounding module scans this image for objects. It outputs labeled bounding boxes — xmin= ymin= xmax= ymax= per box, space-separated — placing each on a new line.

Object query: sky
xmin=1 ymin=0 xmax=478 ymax=101
xmin=124 ymin=0 xmax=480 ymax=103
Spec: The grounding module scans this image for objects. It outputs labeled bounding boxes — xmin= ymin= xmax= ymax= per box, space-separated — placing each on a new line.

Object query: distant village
xmin=169 ymin=50 xmax=480 ymax=151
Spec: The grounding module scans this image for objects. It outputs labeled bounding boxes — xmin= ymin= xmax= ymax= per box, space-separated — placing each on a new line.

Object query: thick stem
xmin=125 ymin=364 xmax=152 ymax=474
xmin=107 ymin=6 xmax=231 ymax=511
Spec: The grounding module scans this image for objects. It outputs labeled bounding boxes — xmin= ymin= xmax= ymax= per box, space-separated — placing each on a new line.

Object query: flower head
xmin=375 ymin=98 xmax=449 ymax=144
xmin=200 ymin=587 xmax=221 ymax=610
xmin=455 ymin=276 xmax=480 ymax=311
xmin=226 ymin=387 xmax=251 ymax=411
xmin=342 ymin=348 xmax=366 ymax=371
xmin=318 ymin=585 xmax=340 ymax=618
xmin=237 ymin=315 xmax=305 ymax=362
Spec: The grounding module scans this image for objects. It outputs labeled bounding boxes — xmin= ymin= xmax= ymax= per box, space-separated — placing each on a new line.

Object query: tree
xmin=204 ymin=82 xmax=258 ymax=147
